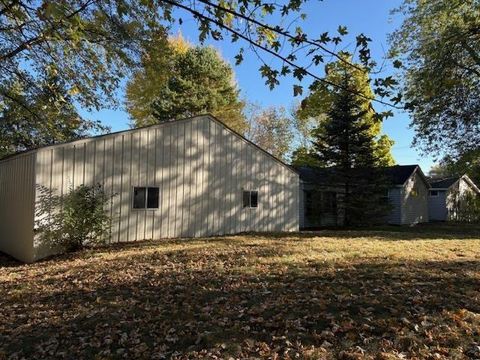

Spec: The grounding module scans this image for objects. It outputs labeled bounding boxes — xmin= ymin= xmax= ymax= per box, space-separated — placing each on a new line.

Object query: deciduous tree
xmin=390 ymin=0 xmax=480 ymax=158
xmin=0 ymin=78 xmax=106 ymax=157
xmin=246 ymin=105 xmax=292 ymax=160
xmin=127 ymin=36 xmax=247 ymax=133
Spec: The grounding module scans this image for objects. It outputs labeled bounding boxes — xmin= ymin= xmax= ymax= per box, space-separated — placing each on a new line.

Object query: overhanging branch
xmin=160 ymin=0 xmax=401 ymax=109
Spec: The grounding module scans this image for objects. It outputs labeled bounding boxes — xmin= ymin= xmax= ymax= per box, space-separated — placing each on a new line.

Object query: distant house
xmin=0 ymin=115 xmax=299 ymax=262
xmin=297 ymin=164 xmax=430 ymax=227
xmin=384 ymin=165 xmax=430 ymax=225
xmin=428 ymin=175 xmax=480 ymax=221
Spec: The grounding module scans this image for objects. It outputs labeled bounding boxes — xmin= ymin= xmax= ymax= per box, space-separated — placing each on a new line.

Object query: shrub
xmin=36 ymin=184 xmax=114 ymax=252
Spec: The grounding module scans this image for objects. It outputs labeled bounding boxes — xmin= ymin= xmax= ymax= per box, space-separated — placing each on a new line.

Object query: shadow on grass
xmin=293 ymin=223 xmax=480 ymax=241
xmin=1 ymin=241 xmax=479 ymax=359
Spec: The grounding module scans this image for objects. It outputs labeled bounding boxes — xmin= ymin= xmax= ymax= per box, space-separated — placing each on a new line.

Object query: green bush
xmin=36 ymin=184 xmax=114 ymax=252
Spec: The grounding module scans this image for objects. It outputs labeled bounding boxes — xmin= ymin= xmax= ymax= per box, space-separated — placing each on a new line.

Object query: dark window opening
xmin=133 ymin=187 xmax=159 ymax=209
xmin=133 ymin=187 xmax=146 ymax=209
xmin=147 ymin=187 xmax=160 ymax=208
xmin=429 ymin=190 xmax=439 ymax=197
xmin=251 ymin=191 xmax=258 ymax=208
xmin=243 ymin=190 xmax=259 ymax=208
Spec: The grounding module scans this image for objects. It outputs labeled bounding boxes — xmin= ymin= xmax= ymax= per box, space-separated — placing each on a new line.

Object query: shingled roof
xmin=428 ymin=177 xmax=460 ymax=189
xmin=384 ymin=165 xmax=420 ymax=185
xmin=295 ymin=164 xmax=425 ymax=187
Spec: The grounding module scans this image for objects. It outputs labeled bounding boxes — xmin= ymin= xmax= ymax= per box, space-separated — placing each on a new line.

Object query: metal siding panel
xmin=105 ymin=137 xmax=115 ymax=243
xmin=0 ymin=153 xmax=36 ymax=262
xmin=205 ymin=120 xmax=214 ymax=235
xmin=198 ymin=118 xmax=208 ymax=236
xmin=229 ymin=125 xmax=237 ymax=234
xmin=210 ymin=121 xmax=219 ymax=235
xmin=111 ymin=136 xmax=122 ymax=243
xmin=84 ymin=141 xmax=95 ymax=187
xmin=146 ymin=129 xmax=156 ymax=240
xmin=231 ymin=130 xmax=240 ymax=234
xmin=136 ymin=132 xmax=147 ymax=240
xmin=129 ymin=132 xmax=140 ymax=241
xmin=175 ymin=122 xmax=186 ymax=238
xmin=218 ymin=126 xmax=227 ymax=235
xmin=181 ymin=122 xmax=191 ymax=237
xmin=154 ymin=128 xmax=165 ymax=239
xmin=165 ymin=125 xmax=174 ymax=238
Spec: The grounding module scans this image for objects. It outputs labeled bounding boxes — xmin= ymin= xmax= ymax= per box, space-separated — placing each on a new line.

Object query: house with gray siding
xmin=297 ymin=165 xmax=430 ymax=227
xmin=428 ymin=175 xmax=480 ymax=221
xmin=385 ymin=165 xmax=430 ymax=225
xmin=0 ymin=115 xmax=299 ymax=262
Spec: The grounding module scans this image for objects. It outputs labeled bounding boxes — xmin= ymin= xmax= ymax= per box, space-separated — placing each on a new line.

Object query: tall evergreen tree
xmin=312 ymin=75 xmax=391 ymax=226
xmin=297 ymin=56 xmax=395 ymax=166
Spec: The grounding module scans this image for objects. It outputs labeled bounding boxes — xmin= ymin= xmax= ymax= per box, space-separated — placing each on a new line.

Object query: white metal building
xmin=0 ymin=115 xmax=299 ymax=262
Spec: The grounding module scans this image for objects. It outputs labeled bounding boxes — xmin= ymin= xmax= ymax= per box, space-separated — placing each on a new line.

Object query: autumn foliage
xmin=1 ymin=226 xmax=479 ymax=359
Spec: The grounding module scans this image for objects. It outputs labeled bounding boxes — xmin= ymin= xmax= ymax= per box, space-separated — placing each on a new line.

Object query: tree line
xmin=1 ymin=0 xmax=478 ymax=188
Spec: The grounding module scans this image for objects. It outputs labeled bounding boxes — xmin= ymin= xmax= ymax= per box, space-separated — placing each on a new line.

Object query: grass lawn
xmin=1 ymin=225 xmax=480 ymax=359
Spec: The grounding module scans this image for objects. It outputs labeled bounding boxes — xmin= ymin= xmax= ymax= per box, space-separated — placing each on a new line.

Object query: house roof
xmin=0 ymin=114 xmax=297 ymax=176
xmin=384 ymin=165 xmax=421 ymax=185
xmin=296 ymin=164 xmax=427 ymax=187
xmin=428 ymin=175 xmax=480 ymax=194
xmin=428 ymin=177 xmax=460 ymax=189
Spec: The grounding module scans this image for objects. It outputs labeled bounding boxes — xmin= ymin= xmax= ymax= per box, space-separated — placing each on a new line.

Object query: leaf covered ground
xmin=1 ymin=225 xmax=480 ymax=359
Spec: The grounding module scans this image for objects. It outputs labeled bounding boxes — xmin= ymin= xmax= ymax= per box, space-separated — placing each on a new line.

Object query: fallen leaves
xmin=0 ymin=227 xmax=480 ymax=359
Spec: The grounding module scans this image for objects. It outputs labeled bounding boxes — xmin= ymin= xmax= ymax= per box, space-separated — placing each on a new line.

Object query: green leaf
xmin=337 ymin=25 xmax=348 ymax=36
xmin=293 ymin=84 xmax=303 ymax=97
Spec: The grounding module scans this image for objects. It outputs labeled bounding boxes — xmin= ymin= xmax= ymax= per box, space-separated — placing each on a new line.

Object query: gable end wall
xmin=32 ymin=116 xmax=299 ymax=260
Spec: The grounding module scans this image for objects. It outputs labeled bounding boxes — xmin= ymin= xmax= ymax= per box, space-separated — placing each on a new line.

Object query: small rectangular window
xmin=133 ymin=187 xmax=160 ymax=209
xmin=147 ymin=187 xmax=159 ymax=208
xmin=250 ymin=191 xmax=258 ymax=208
xmin=429 ymin=190 xmax=439 ymax=197
xmin=133 ymin=187 xmax=146 ymax=209
xmin=243 ymin=190 xmax=258 ymax=208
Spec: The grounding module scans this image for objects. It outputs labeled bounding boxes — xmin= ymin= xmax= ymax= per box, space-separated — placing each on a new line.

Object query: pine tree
xmin=297 ymin=56 xmax=395 ymax=166
xmin=312 ymin=75 xmax=391 ymax=226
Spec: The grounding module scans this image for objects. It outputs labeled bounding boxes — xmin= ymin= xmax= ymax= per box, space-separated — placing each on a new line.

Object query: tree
xmin=290 ymin=146 xmax=323 ymax=167
xmin=1 ymin=0 xmax=399 ymax=157
xmin=126 ymin=35 xmax=247 ymax=133
xmin=390 ymin=0 xmax=480 ymax=158
xmin=246 ymin=106 xmax=292 ymax=160
xmin=297 ymin=56 xmax=395 ymax=166
xmin=1 ymin=1 xmax=399 ymax=124
xmin=1 ymin=1 xmax=163 ymax=156
xmin=429 ymin=150 xmax=480 ymax=185
xmin=0 ymin=77 xmax=106 ymax=157
xmin=311 ymin=74 xmax=392 ymax=226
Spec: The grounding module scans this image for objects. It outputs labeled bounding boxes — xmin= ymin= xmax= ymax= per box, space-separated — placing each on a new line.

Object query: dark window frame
xmin=132 ymin=186 xmax=160 ymax=209
xmin=243 ymin=190 xmax=259 ymax=208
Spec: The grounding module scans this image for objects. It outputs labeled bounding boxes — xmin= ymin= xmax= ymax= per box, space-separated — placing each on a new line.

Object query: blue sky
xmin=80 ymin=0 xmax=435 ymax=171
